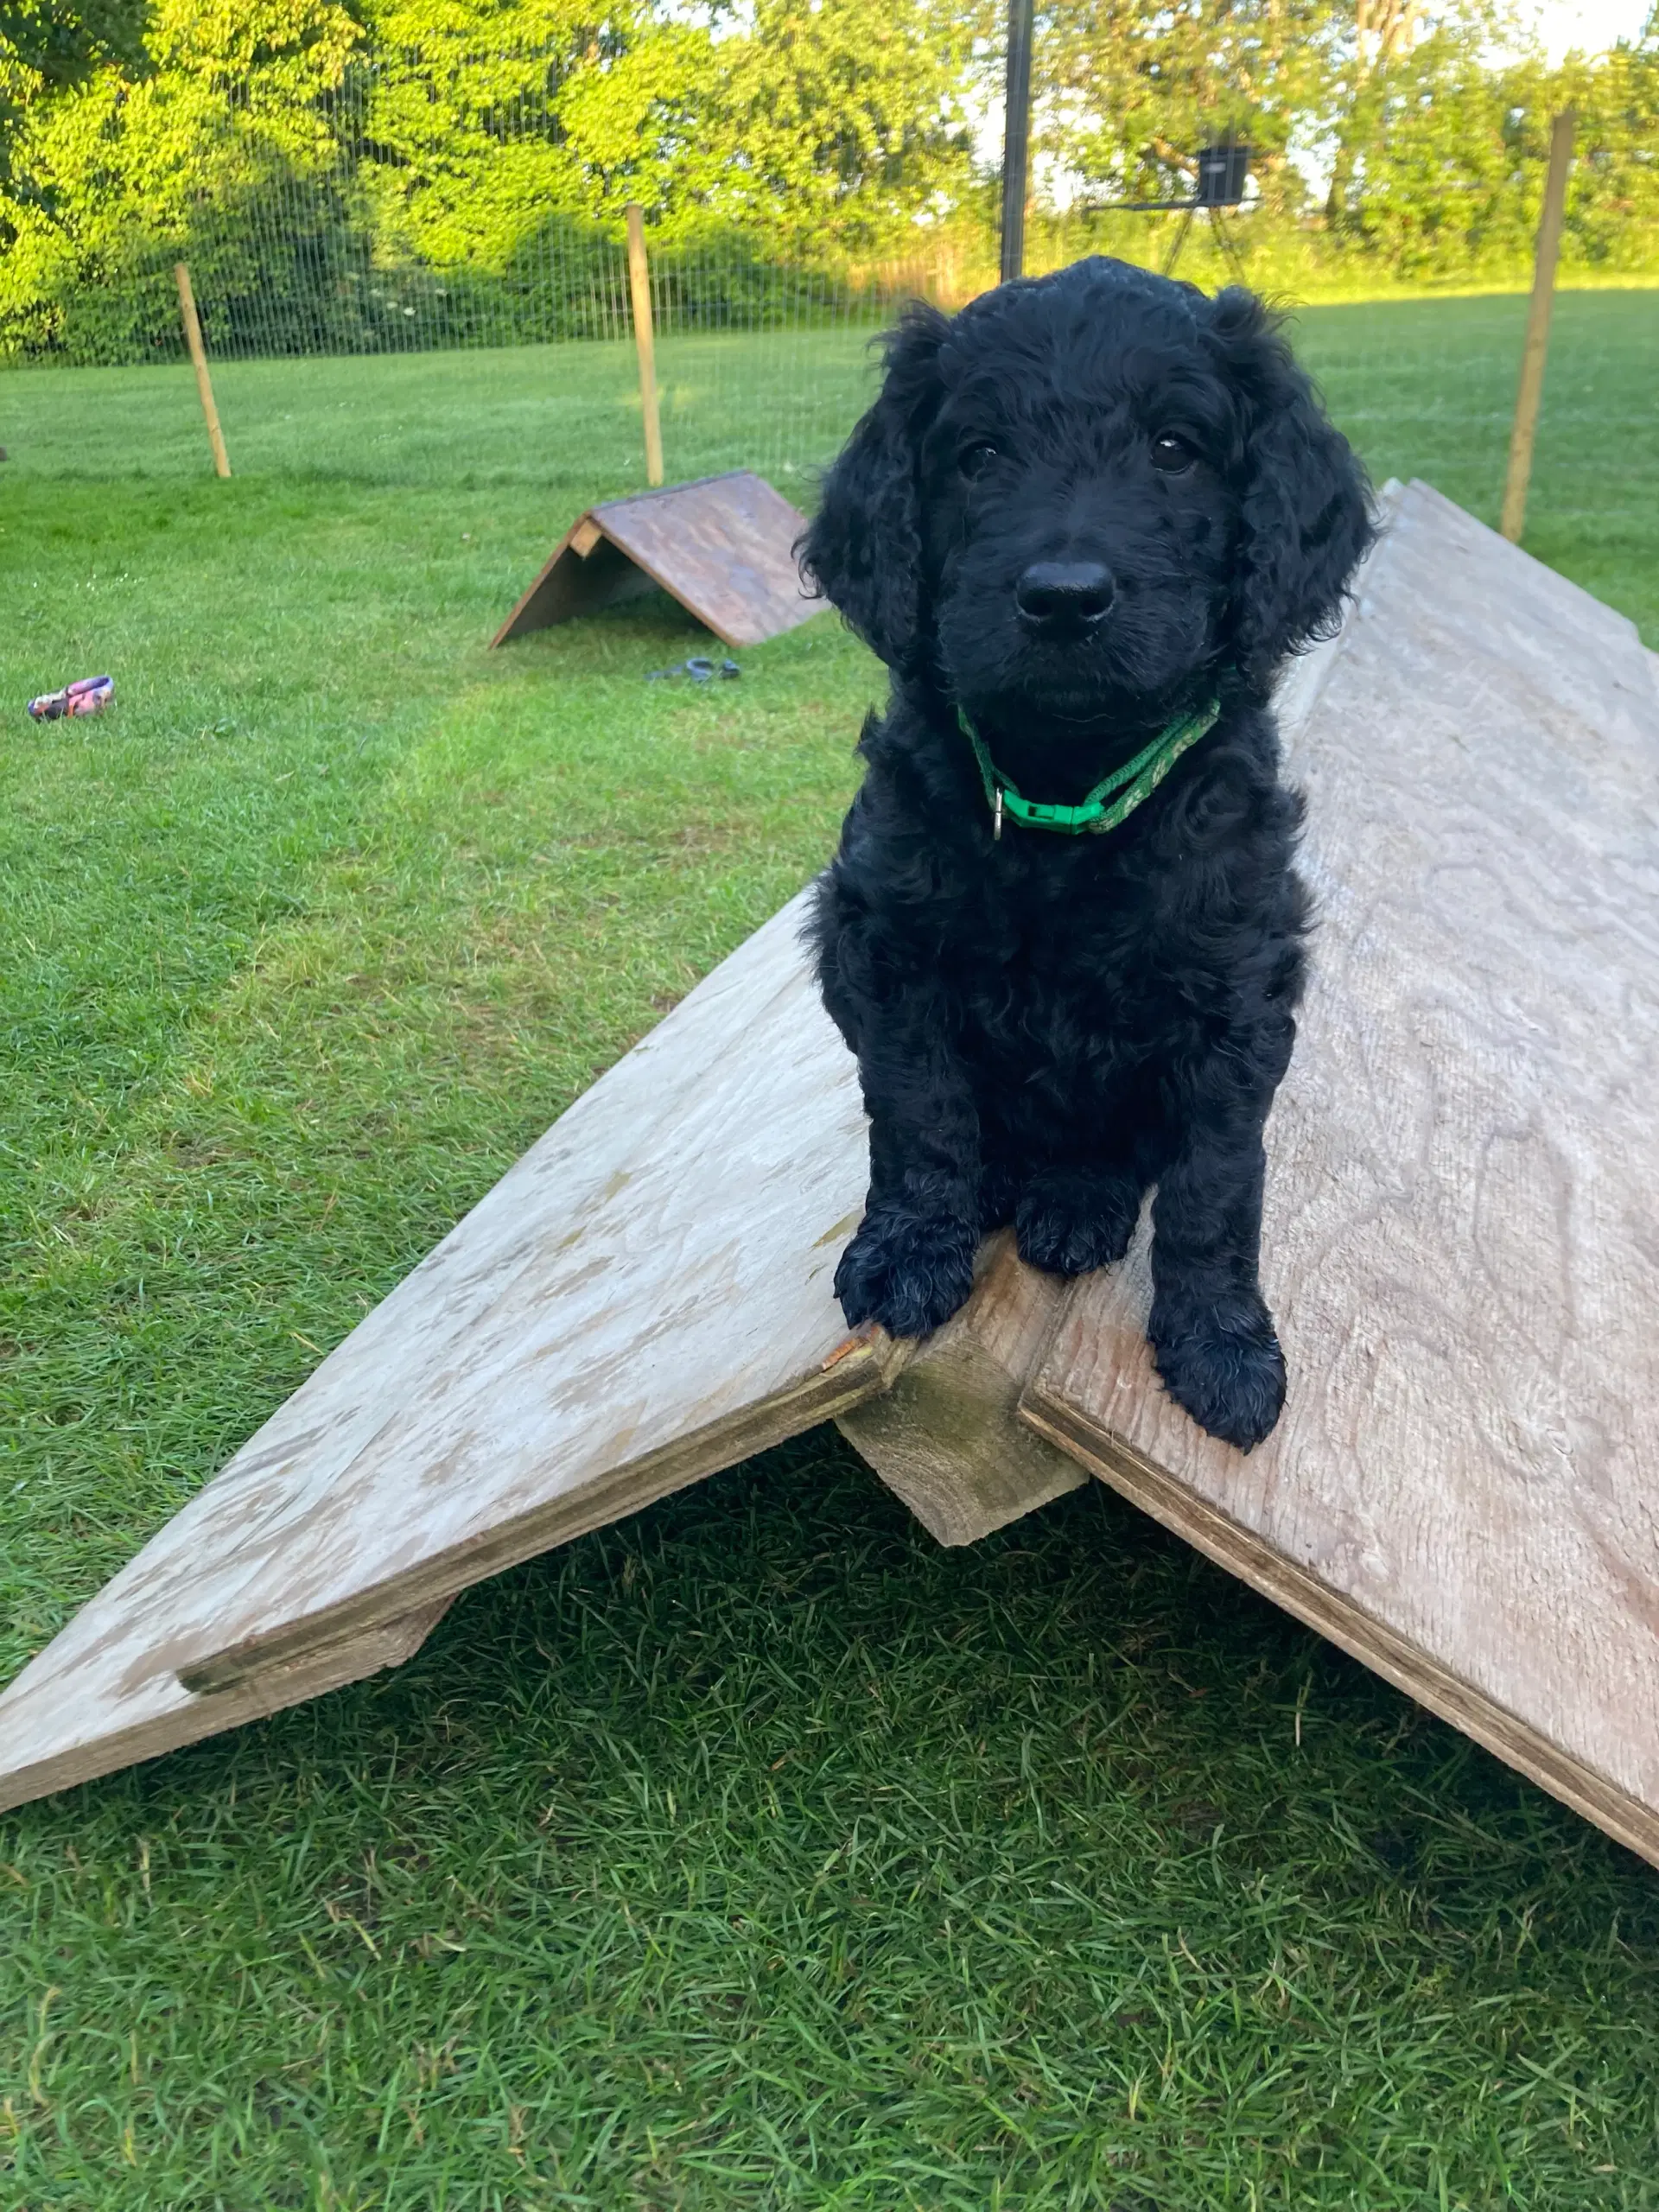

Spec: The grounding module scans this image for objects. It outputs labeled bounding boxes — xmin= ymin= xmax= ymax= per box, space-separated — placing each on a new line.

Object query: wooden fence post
xmin=625 ymin=205 xmax=664 ymax=489
xmin=1500 ymin=111 xmax=1574 ymax=545
xmin=174 ymin=263 xmax=231 ymax=480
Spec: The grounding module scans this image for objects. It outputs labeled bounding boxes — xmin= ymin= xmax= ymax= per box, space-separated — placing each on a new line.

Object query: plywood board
xmin=0 ymin=895 xmax=908 ymax=1812
xmin=1024 ymin=480 xmax=1659 ymax=1867
xmin=493 ymin=471 xmax=822 ymax=649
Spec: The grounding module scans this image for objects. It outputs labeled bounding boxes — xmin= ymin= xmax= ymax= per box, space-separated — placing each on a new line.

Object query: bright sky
xmin=1530 ymin=0 xmax=1652 ymax=57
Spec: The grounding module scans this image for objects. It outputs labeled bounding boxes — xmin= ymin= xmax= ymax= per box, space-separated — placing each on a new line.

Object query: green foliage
xmin=0 ymin=0 xmax=1655 ymax=363
xmin=0 ymin=0 xmax=149 ymax=194
xmin=684 ymin=0 xmax=980 ymax=253
xmin=0 ymin=0 xmax=151 ymax=137
xmin=1040 ymin=0 xmax=1659 ymax=291
xmin=0 ymin=0 xmax=972 ymax=358
xmin=1039 ymin=0 xmax=1338 ymax=215
xmin=0 ymin=0 xmax=364 ymax=356
xmin=1325 ymin=22 xmax=1659 ymax=282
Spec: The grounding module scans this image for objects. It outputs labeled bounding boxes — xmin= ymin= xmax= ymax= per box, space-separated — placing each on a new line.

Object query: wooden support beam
xmin=837 ymin=1230 xmax=1084 ymax=1547
xmin=1500 ymin=111 xmax=1574 ymax=545
xmin=174 ymin=262 xmax=231 ymax=480
xmin=626 ymin=204 xmax=665 ymax=489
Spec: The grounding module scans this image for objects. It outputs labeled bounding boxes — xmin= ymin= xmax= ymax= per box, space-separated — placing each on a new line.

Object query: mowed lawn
xmin=1 ymin=291 xmax=1656 ymax=2210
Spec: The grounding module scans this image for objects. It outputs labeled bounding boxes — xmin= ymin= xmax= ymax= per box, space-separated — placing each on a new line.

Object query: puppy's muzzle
xmin=1014 ymin=561 xmax=1116 ymax=637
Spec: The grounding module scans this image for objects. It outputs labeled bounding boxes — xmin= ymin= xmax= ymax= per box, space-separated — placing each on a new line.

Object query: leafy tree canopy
xmin=0 ymin=0 xmax=149 ymax=184
xmin=0 ymin=0 xmax=1654 ymax=359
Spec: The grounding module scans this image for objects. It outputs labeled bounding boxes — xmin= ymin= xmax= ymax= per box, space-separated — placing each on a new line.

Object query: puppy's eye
xmin=1150 ymin=431 xmax=1197 ymax=475
xmin=958 ymin=442 xmax=999 ymax=480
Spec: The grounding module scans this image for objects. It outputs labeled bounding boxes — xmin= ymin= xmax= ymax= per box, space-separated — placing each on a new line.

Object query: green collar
xmin=958 ymin=696 xmax=1221 ymax=839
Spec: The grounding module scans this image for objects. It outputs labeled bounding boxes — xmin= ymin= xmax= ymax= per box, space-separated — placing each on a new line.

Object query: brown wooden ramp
xmin=492 ymin=470 xmax=821 ymax=649
xmin=1024 ymin=480 xmax=1659 ymax=1867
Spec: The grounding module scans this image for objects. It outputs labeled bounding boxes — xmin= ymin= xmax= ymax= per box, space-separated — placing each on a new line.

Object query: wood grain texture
xmin=836 ymin=1230 xmax=1084 ymax=1546
xmin=0 ymin=894 xmax=904 ymax=1812
xmin=492 ymin=471 xmax=822 ymax=648
xmin=1025 ymin=480 xmax=1659 ymax=1866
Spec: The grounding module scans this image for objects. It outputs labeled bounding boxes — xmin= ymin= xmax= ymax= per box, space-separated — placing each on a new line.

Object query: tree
xmin=0 ymin=0 xmax=149 ymax=94
xmin=688 ymin=0 xmax=979 ymax=255
xmin=0 ymin=0 xmax=362 ymax=354
xmin=1034 ymin=0 xmax=1343 ymax=222
xmin=2 ymin=0 xmax=1654 ymax=360
xmin=0 ymin=0 xmax=151 ymax=187
xmin=346 ymin=0 xmax=976 ymax=264
xmin=1324 ymin=4 xmax=1658 ymax=279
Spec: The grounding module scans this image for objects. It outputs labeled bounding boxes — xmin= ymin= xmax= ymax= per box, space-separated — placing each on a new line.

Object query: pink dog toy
xmin=29 ymin=674 xmax=115 ymax=721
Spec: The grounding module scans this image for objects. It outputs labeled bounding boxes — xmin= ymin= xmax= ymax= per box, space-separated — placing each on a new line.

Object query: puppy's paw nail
xmin=834 ymin=1207 xmax=976 ymax=1339
xmin=1149 ymin=1296 xmax=1287 ymax=1452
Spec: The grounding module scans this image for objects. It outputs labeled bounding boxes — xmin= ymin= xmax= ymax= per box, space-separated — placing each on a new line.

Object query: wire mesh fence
xmin=2 ymin=20 xmax=1655 ymax=526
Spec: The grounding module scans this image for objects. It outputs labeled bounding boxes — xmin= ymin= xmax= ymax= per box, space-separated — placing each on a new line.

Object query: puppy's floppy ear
xmin=798 ymin=303 xmax=948 ymax=672
xmin=1206 ymin=288 xmax=1375 ymax=694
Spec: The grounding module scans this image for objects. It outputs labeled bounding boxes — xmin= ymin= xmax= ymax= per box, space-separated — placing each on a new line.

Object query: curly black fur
xmin=799 ymin=256 xmax=1373 ymax=1452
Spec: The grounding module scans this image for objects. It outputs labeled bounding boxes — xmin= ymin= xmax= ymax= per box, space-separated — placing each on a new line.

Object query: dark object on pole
xmin=1195 ymin=143 xmax=1250 ymax=207
xmin=1097 ymin=143 xmax=1253 ymax=214
xmin=1083 ymin=143 xmax=1253 ymax=281
xmin=1000 ymin=0 xmax=1036 ymax=283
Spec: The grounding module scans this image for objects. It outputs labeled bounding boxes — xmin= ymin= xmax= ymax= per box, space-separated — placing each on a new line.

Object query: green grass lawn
xmin=2 ymin=293 xmax=1657 ymax=2210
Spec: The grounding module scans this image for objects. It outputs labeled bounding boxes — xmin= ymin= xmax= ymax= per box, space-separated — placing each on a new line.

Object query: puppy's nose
xmin=1014 ymin=561 xmax=1116 ymax=630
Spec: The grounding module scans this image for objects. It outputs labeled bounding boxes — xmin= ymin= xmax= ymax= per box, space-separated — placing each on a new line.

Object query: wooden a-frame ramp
xmin=492 ymin=471 xmax=819 ymax=651
xmin=3 ymin=481 xmax=1657 ymax=1865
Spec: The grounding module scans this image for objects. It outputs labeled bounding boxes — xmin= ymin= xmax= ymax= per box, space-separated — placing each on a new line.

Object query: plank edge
xmin=1019 ymin=1386 xmax=1659 ymax=1872
xmin=179 ymin=1331 xmax=908 ymax=1697
xmin=0 ymin=1600 xmax=452 ymax=1817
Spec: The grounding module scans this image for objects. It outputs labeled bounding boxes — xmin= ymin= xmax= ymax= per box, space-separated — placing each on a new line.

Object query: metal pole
xmin=1501 ymin=110 xmax=1574 ymax=545
xmin=1000 ymin=0 xmax=1036 ymax=284
xmin=625 ymin=204 xmax=664 ymax=488
xmin=174 ymin=263 xmax=231 ymax=479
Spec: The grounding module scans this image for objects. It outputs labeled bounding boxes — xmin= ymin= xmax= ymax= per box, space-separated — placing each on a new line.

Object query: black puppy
xmin=800 ymin=255 xmax=1372 ymax=1451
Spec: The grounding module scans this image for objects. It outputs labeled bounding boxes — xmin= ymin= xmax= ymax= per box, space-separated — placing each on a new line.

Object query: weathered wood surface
xmin=837 ymin=1231 xmax=1084 ymax=1547
xmin=10 ymin=474 xmax=1657 ymax=1842
xmin=493 ymin=471 xmax=821 ymax=649
xmin=1024 ymin=480 xmax=1659 ymax=1867
xmin=0 ymin=895 xmax=906 ymax=1812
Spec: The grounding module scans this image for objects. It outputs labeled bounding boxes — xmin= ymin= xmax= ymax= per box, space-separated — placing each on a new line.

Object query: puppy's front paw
xmin=835 ymin=1203 xmax=976 ymax=1339
xmin=1015 ymin=1168 xmax=1141 ymax=1277
xmin=1149 ymin=1289 xmax=1287 ymax=1452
